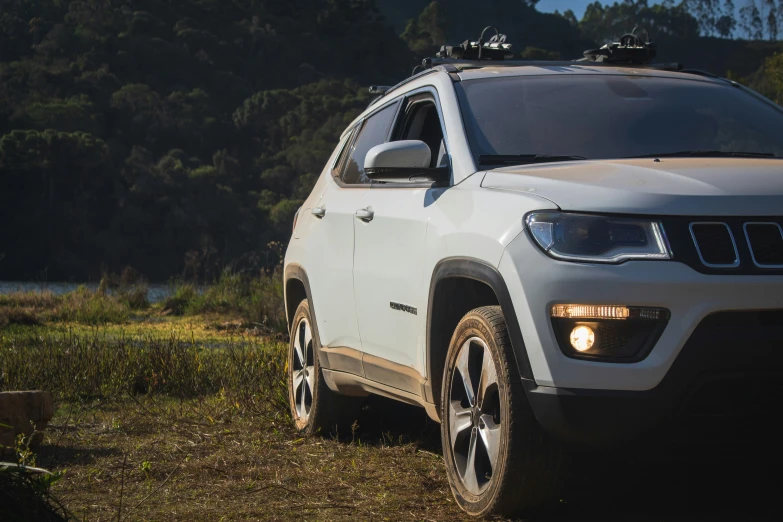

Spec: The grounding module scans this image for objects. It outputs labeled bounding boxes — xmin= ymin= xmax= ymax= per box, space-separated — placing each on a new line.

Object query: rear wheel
xmin=287 ymin=299 xmax=362 ymax=436
xmin=440 ymin=306 xmax=566 ymax=517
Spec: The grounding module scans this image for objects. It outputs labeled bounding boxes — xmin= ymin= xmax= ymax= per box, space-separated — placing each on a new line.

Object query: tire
xmin=440 ymin=305 xmax=566 ymax=517
xmin=287 ymin=299 xmax=362 ymax=436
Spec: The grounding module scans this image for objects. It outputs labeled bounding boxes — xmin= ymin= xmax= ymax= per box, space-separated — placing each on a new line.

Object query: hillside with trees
xmin=1 ymin=0 xmax=781 ymax=281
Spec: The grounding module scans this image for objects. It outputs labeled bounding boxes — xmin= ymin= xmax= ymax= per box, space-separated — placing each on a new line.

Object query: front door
xmin=353 ymin=91 xmax=451 ymax=392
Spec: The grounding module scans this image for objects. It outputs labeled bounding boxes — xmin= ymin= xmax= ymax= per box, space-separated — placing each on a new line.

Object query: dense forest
xmin=1 ymin=0 xmax=782 ymax=281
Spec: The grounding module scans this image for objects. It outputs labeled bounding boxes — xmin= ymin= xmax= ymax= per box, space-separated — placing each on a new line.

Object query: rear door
xmin=352 ymin=89 xmax=451 ymax=393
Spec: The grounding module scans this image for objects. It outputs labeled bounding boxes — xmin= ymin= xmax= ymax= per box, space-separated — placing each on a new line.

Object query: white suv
xmin=283 ymin=58 xmax=783 ymax=517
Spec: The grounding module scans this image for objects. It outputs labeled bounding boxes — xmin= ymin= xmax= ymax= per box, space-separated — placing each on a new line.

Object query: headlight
xmin=526 ymin=212 xmax=671 ymax=263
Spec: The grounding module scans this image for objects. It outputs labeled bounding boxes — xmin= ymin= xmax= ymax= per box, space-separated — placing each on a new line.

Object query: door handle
xmin=355 ymin=208 xmax=374 ymax=222
xmin=311 ymin=207 xmax=326 ymax=218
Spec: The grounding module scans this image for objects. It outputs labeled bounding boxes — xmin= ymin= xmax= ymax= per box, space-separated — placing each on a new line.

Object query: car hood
xmin=480 ymin=158 xmax=783 ymax=216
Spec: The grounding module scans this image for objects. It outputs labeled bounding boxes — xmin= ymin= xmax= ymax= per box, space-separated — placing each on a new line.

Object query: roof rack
xmin=419 ymin=57 xmax=683 ymax=72
xmin=367 ymin=25 xmax=698 ymax=106
xmin=580 ymin=26 xmax=657 ymax=65
xmin=436 ymin=26 xmax=513 ymax=61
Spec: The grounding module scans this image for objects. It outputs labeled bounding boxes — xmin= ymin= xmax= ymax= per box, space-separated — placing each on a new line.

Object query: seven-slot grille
xmin=744 ymin=223 xmax=783 ymax=268
xmin=687 ymin=221 xmax=783 ymax=269
xmin=689 ymin=223 xmax=739 ymax=268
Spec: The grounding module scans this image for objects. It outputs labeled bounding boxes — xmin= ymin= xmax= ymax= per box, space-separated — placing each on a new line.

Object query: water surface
xmin=0 ymin=281 xmax=172 ymax=303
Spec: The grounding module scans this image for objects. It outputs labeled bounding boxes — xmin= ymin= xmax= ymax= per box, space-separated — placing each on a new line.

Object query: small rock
xmin=0 ymin=391 xmax=54 ymax=454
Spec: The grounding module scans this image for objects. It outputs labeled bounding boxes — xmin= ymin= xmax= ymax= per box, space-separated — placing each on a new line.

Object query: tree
xmin=401 ymin=2 xmax=446 ymax=55
xmin=579 ymin=1 xmax=700 ymax=42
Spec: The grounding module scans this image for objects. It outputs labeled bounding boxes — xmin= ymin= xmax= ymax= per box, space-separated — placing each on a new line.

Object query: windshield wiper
xmin=478 ymin=154 xmax=587 ymax=166
xmin=626 ymin=150 xmax=777 ymax=159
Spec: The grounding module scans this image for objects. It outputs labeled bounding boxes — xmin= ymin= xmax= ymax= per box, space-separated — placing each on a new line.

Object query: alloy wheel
xmin=291 ymin=317 xmax=315 ymax=422
xmin=448 ymin=336 xmax=502 ymax=495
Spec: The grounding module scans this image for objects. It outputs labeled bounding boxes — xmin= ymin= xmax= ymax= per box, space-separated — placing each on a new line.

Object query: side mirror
xmin=364 ymin=140 xmax=450 ymax=184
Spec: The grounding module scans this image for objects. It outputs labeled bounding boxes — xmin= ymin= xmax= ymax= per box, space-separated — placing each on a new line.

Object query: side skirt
xmin=322 ymin=369 xmax=441 ymax=422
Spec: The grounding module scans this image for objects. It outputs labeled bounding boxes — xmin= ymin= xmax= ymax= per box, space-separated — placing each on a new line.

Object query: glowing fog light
xmin=551 ymin=304 xmax=664 ymax=321
xmin=569 ymin=326 xmax=595 ymax=352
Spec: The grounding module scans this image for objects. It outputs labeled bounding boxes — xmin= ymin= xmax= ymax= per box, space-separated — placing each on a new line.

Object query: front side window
xmin=455 ymin=75 xmax=783 ymax=166
xmin=342 ymin=101 xmax=399 ymax=185
xmin=394 ymin=96 xmax=448 ymax=168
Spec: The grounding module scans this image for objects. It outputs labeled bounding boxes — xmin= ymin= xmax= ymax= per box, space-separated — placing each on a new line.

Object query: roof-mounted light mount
xmin=581 ymin=26 xmax=657 ymax=65
xmin=436 ymin=26 xmax=513 ymax=61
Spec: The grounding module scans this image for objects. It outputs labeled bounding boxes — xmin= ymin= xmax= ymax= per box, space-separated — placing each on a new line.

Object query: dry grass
xmin=26 ymin=396 xmax=783 ymax=522
xmin=35 ymin=397 xmax=468 ymax=522
xmin=3 ymin=307 xmax=781 ymax=521
xmin=1 ymin=322 xmax=468 ymax=521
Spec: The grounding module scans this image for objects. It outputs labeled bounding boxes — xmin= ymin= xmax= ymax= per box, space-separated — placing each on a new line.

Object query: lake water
xmin=0 ymin=281 xmax=173 ymax=303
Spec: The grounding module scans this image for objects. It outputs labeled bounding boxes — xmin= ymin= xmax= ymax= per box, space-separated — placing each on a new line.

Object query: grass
xmin=0 ymin=286 xmax=130 ymax=327
xmin=31 ymin=396 xmax=463 ymax=522
xmin=2 ymin=282 xmax=781 ymax=521
xmin=1 ymin=330 xmax=287 ymax=406
xmin=1 ymin=323 xmax=470 ymax=521
xmin=0 ymin=281 xmax=466 ymax=520
xmin=0 ymin=268 xmax=287 ymax=336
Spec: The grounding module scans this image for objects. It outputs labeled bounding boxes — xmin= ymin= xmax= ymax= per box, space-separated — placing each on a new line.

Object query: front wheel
xmin=287 ymin=299 xmax=362 ymax=436
xmin=440 ymin=306 xmax=566 ymax=517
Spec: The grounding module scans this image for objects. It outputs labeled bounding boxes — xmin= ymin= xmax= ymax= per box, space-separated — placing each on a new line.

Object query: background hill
xmin=1 ymin=0 xmax=781 ymax=282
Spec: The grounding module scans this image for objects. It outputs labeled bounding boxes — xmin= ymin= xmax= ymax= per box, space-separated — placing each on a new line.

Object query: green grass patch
xmin=1 ymin=328 xmax=287 ymax=410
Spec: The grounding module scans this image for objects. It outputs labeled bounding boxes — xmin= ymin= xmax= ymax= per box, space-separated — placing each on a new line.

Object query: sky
xmin=536 ymin=1 xmax=663 ymax=19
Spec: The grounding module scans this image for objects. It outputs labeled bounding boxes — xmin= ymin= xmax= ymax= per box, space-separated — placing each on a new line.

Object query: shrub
xmin=161 ymin=283 xmax=198 ymax=315
xmin=168 ymin=269 xmax=286 ymax=334
xmin=52 ymin=287 xmax=129 ymax=324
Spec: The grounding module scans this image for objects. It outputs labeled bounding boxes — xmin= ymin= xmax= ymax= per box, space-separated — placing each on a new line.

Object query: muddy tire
xmin=440 ymin=305 xmax=566 ymax=517
xmin=287 ymin=299 xmax=362 ymax=436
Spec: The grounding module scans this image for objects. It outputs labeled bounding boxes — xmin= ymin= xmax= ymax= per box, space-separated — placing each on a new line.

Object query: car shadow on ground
xmin=551 ymin=447 xmax=780 ymax=521
xmin=353 ymin=396 xmax=781 ymax=521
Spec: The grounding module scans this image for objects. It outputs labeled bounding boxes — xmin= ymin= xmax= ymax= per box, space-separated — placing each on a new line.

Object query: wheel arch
xmin=284 ymin=264 xmax=322 ymax=349
xmin=426 ymin=257 xmax=535 ymax=413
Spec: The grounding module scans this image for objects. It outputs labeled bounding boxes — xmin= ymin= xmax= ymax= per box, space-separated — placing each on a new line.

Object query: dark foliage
xmin=0 ymin=0 xmax=408 ymax=281
xmin=0 ymin=0 xmax=781 ymax=282
xmin=0 ymin=466 xmax=69 ymax=522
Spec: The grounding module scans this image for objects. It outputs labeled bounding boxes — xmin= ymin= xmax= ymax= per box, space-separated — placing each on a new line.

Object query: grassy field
xmin=0 ymin=278 xmax=472 ymax=521
xmin=1 ymin=279 xmax=781 ymax=521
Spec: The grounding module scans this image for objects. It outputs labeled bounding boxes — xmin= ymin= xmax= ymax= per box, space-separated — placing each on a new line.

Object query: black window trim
xmin=370 ymin=85 xmax=454 ymax=190
xmin=332 ymin=85 xmax=453 ymax=189
xmin=333 ymin=98 xmax=402 ymax=188
xmin=330 ymin=129 xmax=355 ymax=176
xmin=372 ymin=86 xmax=453 ymax=189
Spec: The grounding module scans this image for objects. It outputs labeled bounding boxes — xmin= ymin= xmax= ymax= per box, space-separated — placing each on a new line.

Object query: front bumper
xmin=526 ymin=310 xmax=783 ymax=444
xmin=500 ymin=232 xmax=783 ymax=444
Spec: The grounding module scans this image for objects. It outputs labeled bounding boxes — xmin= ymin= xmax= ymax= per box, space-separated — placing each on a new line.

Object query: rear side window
xmin=331 ymin=130 xmax=354 ymax=177
xmin=342 ymin=102 xmax=399 ymax=185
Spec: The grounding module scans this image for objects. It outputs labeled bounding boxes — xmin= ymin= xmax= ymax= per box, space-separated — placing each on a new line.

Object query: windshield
xmin=455 ymin=74 xmax=783 ymax=165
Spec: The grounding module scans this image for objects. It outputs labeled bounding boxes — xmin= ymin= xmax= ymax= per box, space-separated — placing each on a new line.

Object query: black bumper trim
xmin=525 ymin=310 xmax=783 ymax=446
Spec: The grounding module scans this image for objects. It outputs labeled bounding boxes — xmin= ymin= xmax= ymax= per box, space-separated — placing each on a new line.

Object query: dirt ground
xmin=33 ymin=396 xmax=782 ymax=522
